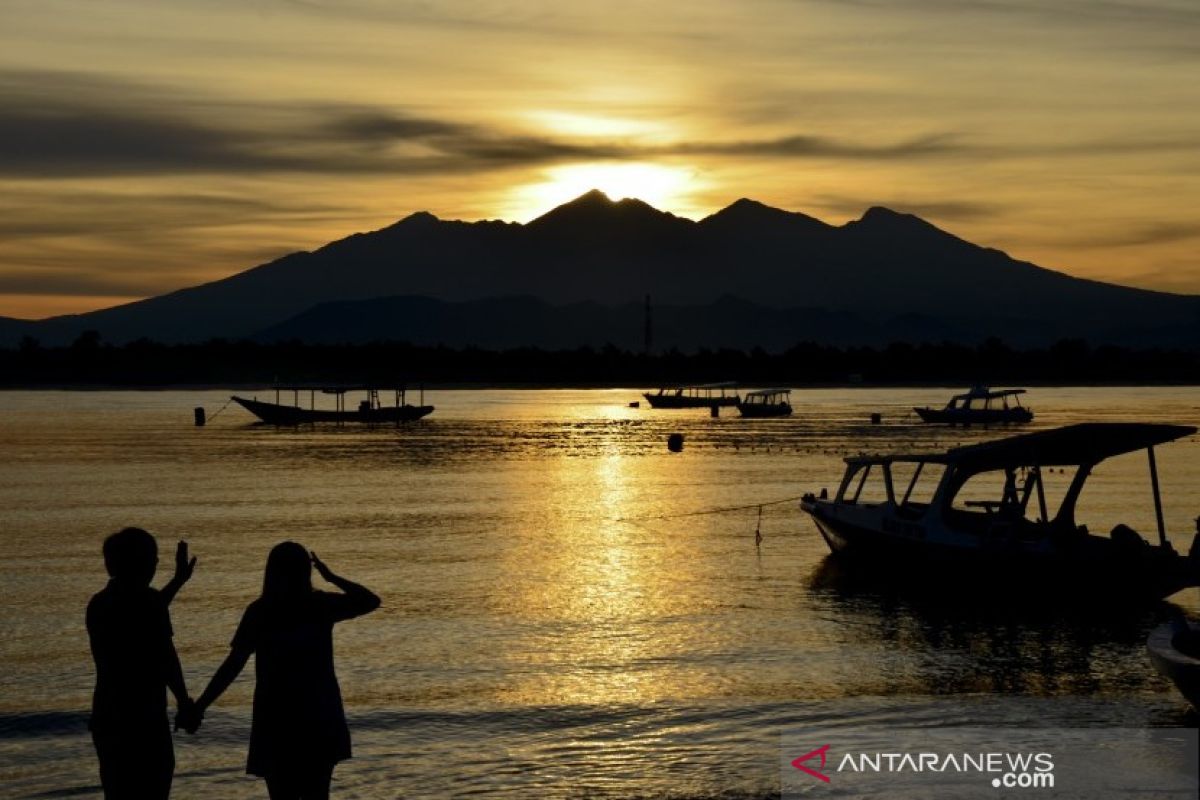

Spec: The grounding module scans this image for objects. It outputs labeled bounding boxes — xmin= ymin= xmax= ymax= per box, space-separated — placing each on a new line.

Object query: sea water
xmin=1 ymin=387 xmax=1198 ymax=798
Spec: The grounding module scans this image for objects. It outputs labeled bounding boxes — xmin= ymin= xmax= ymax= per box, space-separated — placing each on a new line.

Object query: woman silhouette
xmin=187 ymin=543 xmax=379 ymax=799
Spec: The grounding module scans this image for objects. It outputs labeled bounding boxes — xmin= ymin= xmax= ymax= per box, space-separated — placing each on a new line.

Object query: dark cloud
xmin=0 ymin=191 xmax=345 ymax=239
xmin=0 ymin=69 xmax=972 ymax=178
xmin=318 ymin=111 xmax=468 ymax=143
xmin=678 ymin=132 xmax=965 ymax=159
xmin=0 ymin=268 xmax=158 ymax=297
xmin=810 ymin=0 xmax=1200 ymax=31
xmin=1051 ymin=221 xmax=1200 ymax=249
xmin=811 ymin=194 xmax=1003 ymax=221
xmin=1 ymin=69 xmax=1194 ymax=182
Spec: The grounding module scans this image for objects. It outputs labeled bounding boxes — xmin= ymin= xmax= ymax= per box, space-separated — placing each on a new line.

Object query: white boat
xmin=643 ymin=382 xmax=740 ymax=409
xmin=800 ymin=423 xmax=1200 ymax=599
xmin=915 ymin=386 xmax=1032 ymax=425
xmin=1147 ymin=619 xmax=1200 ymax=710
xmin=232 ymin=385 xmax=433 ymax=425
xmin=737 ymin=388 xmax=792 ymax=417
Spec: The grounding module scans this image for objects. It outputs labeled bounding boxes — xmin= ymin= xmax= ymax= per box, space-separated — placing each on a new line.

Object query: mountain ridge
xmin=4 ymin=190 xmax=1197 ymax=348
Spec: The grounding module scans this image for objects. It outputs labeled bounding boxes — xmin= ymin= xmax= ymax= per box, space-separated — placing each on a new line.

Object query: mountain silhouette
xmin=6 ymin=190 xmax=1199 ymax=348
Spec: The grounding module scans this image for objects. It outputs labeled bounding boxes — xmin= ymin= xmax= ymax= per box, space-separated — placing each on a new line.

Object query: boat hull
xmin=643 ymin=393 xmax=740 ymax=409
xmin=914 ymin=406 xmax=1033 ymax=424
xmin=803 ymin=502 xmax=1199 ymax=600
xmin=737 ymin=402 xmax=792 ymax=417
xmin=232 ymin=395 xmax=434 ymax=425
xmin=1147 ymin=622 xmax=1200 ymax=710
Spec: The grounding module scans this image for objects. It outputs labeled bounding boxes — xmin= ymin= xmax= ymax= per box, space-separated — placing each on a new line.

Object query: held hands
xmin=175 ymin=697 xmax=203 ymax=734
xmin=174 ymin=541 xmax=198 ymax=585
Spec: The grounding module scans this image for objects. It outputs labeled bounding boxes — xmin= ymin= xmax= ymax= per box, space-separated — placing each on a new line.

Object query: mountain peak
xmin=401 ymin=210 xmax=439 ymax=224
xmin=526 ymin=189 xmax=686 ymax=231
xmin=844 ymin=206 xmax=972 ymax=251
xmin=379 ymin=210 xmax=441 ymax=233
xmin=702 ymin=197 xmax=830 ymax=232
xmin=855 ymin=206 xmax=936 ymax=230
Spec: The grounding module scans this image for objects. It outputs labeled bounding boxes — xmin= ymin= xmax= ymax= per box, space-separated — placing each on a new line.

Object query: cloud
xmin=0 ymin=69 xmax=978 ymax=179
xmin=1048 ymin=221 xmax=1200 ymax=249
xmin=810 ymin=194 xmax=1003 ymax=221
xmin=677 ymin=132 xmax=965 ymax=159
xmin=0 ymin=191 xmax=345 ymax=239
xmin=0 ymin=268 xmax=160 ymax=297
xmin=7 ymin=68 xmax=1197 ymax=183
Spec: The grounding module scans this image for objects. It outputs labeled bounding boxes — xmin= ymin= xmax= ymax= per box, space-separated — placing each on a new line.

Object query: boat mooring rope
xmin=204 ymin=397 xmax=236 ymax=424
xmin=614 ymin=494 xmax=806 ymax=523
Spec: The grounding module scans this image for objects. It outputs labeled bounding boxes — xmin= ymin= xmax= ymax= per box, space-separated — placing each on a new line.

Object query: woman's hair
xmin=262 ymin=541 xmax=312 ymax=601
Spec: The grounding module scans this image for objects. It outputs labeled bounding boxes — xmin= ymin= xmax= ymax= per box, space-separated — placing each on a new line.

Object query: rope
xmin=204 ymin=397 xmax=236 ymax=423
xmin=614 ymin=494 xmax=806 ymax=523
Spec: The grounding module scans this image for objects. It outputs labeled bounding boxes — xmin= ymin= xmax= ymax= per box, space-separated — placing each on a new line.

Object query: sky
xmin=1 ymin=0 xmax=1198 ymax=319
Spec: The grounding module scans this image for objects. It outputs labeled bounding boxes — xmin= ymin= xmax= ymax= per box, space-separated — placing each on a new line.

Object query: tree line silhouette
xmin=4 ymin=333 xmax=1197 ymax=386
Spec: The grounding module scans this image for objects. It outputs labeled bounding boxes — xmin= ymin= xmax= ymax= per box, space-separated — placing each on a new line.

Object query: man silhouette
xmin=87 ymin=528 xmax=196 ymax=799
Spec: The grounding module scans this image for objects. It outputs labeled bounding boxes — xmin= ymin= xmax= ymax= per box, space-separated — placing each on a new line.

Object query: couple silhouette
xmin=86 ymin=528 xmax=380 ymax=800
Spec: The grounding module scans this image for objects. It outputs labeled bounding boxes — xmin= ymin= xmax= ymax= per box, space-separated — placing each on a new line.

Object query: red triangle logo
xmin=791 ymin=744 xmax=831 ymax=783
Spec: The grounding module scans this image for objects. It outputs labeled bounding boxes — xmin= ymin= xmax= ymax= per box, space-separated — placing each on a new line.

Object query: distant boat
xmin=1147 ymin=619 xmax=1200 ymax=710
xmin=643 ymin=382 xmax=740 ymax=409
xmin=914 ymin=386 xmax=1032 ymax=424
xmin=737 ymin=388 xmax=792 ymax=417
xmin=232 ymin=385 xmax=433 ymax=425
xmin=800 ymin=423 xmax=1200 ymax=599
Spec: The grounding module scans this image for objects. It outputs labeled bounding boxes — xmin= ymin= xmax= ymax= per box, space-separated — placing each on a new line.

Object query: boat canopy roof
xmin=652 ymin=381 xmax=739 ymax=390
xmin=272 ymin=384 xmax=412 ymax=393
xmin=745 ymin=387 xmax=791 ymax=397
xmin=951 ymin=386 xmax=1026 ymax=401
xmin=845 ymin=423 xmax=1195 ymax=470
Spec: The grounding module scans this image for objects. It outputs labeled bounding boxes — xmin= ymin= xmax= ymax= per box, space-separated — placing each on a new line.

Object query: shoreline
xmin=2 ymin=380 xmax=1200 ymax=392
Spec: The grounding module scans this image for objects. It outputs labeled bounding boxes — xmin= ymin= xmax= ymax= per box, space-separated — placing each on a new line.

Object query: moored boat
xmin=643 ymin=382 xmax=740 ymax=409
xmin=737 ymin=388 xmax=792 ymax=417
xmin=232 ymin=385 xmax=433 ymax=425
xmin=1147 ymin=618 xmax=1200 ymax=710
xmin=915 ymin=386 xmax=1032 ymax=425
xmin=800 ymin=423 xmax=1200 ymax=599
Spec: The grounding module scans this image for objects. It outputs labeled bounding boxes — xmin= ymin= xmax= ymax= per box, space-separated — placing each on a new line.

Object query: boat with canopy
xmin=800 ymin=423 xmax=1200 ymax=599
xmin=914 ymin=386 xmax=1032 ymax=425
xmin=643 ymin=382 xmax=741 ymax=409
xmin=231 ymin=385 xmax=433 ymax=425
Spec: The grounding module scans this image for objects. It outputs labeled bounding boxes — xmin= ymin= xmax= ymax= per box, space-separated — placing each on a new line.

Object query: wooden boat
xmin=914 ymin=386 xmax=1032 ymax=424
xmin=232 ymin=385 xmax=433 ymax=425
xmin=800 ymin=423 xmax=1200 ymax=599
xmin=1147 ymin=619 xmax=1200 ymax=710
xmin=738 ymin=388 xmax=792 ymax=417
xmin=643 ymin=382 xmax=740 ymax=409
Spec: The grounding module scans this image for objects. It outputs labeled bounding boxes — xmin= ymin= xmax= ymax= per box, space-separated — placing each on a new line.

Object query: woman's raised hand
xmin=311 ymin=551 xmax=336 ymax=583
xmin=174 ymin=540 xmax=198 ymax=585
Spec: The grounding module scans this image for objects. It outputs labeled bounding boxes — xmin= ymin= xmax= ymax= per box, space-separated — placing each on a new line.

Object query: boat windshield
xmin=945 ymin=464 xmax=1084 ymax=530
xmin=890 ymin=461 xmax=946 ymax=509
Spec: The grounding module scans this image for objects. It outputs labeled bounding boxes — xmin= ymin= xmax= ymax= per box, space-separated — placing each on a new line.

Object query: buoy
xmin=870 ymin=412 xmax=882 ymax=425
xmin=667 ymin=433 xmax=684 ymax=453
xmin=194 ymin=407 xmax=206 ymax=427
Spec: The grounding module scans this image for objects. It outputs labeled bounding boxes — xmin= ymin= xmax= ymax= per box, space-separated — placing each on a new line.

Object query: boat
xmin=800 ymin=423 xmax=1200 ymax=599
xmin=737 ymin=388 xmax=792 ymax=417
xmin=643 ymin=382 xmax=740 ymax=409
xmin=1147 ymin=617 xmax=1200 ymax=710
xmin=232 ymin=385 xmax=434 ymax=425
xmin=914 ymin=386 xmax=1032 ymax=425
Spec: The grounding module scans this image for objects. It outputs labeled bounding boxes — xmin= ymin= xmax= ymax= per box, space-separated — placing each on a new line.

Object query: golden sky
xmin=1 ymin=0 xmax=1198 ymax=319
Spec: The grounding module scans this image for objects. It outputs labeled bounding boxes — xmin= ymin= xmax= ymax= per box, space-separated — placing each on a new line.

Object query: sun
xmin=506 ymin=162 xmax=702 ymax=222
